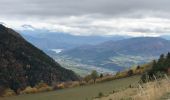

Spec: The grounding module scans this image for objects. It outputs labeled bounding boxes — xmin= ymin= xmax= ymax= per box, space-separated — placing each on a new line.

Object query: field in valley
xmin=0 ymin=75 xmax=140 ymax=100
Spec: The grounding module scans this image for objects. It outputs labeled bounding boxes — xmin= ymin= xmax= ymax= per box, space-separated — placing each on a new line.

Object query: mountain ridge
xmin=20 ymin=30 xmax=131 ymax=50
xmin=59 ymin=37 xmax=170 ymax=72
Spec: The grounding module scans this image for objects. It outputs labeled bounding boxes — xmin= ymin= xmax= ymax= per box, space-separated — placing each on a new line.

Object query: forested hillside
xmin=0 ymin=25 xmax=79 ymax=94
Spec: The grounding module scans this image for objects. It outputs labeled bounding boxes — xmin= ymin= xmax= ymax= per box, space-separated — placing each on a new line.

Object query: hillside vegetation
xmin=141 ymin=52 xmax=170 ymax=82
xmin=0 ymin=25 xmax=79 ymax=95
xmin=0 ymin=75 xmax=141 ymax=100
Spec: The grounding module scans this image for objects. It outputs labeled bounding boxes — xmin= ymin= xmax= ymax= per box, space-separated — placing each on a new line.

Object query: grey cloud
xmin=1 ymin=0 xmax=170 ymax=37
xmin=130 ymin=28 xmax=154 ymax=33
xmin=0 ymin=0 xmax=170 ymax=18
xmin=129 ymin=28 xmax=170 ymax=34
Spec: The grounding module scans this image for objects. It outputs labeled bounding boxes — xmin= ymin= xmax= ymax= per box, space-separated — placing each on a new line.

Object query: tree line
xmin=141 ymin=52 xmax=170 ymax=82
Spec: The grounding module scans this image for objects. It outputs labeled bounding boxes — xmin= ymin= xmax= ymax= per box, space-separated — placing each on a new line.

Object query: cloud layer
xmin=0 ymin=0 xmax=170 ymax=36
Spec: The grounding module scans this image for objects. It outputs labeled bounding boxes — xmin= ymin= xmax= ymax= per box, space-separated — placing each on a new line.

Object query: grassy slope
xmin=160 ymin=93 xmax=170 ymax=100
xmin=0 ymin=75 xmax=140 ymax=100
xmin=96 ymin=77 xmax=170 ymax=100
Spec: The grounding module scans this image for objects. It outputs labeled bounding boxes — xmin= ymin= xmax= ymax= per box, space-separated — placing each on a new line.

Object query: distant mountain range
xmin=160 ymin=35 xmax=170 ymax=40
xmin=18 ymin=29 xmax=170 ymax=75
xmin=0 ymin=25 xmax=78 ymax=92
xmin=59 ymin=37 xmax=170 ymax=72
xmin=19 ymin=30 xmax=131 ymax=50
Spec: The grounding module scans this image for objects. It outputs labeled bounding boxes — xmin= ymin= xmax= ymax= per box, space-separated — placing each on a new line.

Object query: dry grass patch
xmin=95 ymin=75 xmax=170 ymax=100
xmin=2 ymin=88 xmax=16 ymax=97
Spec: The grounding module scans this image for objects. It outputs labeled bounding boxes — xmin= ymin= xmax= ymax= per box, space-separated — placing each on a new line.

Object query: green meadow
xmin=0 ymin=75 xmax=140 ymax=100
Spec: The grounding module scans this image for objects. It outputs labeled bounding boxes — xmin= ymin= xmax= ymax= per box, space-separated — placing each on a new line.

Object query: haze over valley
xmin=19 ymin=30 xmax=170 ymax=76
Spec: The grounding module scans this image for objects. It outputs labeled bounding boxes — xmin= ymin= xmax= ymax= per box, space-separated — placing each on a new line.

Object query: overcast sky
xmin=1 ymin=0 xmax=170 ymax=36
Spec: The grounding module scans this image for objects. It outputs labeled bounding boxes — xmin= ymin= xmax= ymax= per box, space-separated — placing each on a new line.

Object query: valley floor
xmin=0 ymin=75 xmax=140 ymax=100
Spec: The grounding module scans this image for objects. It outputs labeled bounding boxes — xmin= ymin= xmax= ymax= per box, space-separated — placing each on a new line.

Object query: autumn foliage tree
xmin=84 ymin=75 xmax=91 ymax=83
xmin=91 ymin=70 xmax=99 ymax=83
xmin=127 ymin=70 xmax=133 ymax=76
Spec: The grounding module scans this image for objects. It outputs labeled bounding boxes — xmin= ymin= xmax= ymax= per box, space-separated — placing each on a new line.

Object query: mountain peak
xmin=0 ymin=24 xmax=21 ymax=37
xmin=0 ymin=24 xmax=7 ymax=31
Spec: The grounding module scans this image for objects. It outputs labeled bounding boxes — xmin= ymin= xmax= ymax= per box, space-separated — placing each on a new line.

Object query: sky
xmin=1 ymin=0 xmax=170 ymax=36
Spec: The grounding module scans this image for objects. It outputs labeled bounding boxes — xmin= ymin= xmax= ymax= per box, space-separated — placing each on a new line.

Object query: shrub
xmin=35 ymin=82 xmax=48 ymax=89
xmin=84 ymin=75 xmax=92 ymax=83
xmin=68 ymin=81 xmax=80 ymax=88
xmin=56 ymin=83 xmax=65 ymax=89
xmin=127 ymin=70 xmax=133 ymax=76
xmin=37 ymin=86 xmax=53 ymax=92
xmin=2 ymin=88 xmax=15 ymax=97
xmin=20 ymin=86 xmax=38 ymax=94
xmin=100 ymin=74 xmax=104 ymax=78
xmin=97 ymin=92 xmax=104 ymax=98
xmin=0 ymin=86 xmax=7 ymax=96
xmin=96 ymin=75 xmax=115 ymax=83
xmin=140 ymin=71 xmax=166 ymax=83
xmin=35 ymin=82 xmax=53 ymax=92
xmin=115 ymin=71 xmax=128 ymax=79
xmin=91 ymin=70 xmax=99 ymax=83
xmin=63 ymin=82 xmax=72 ymax=88
xmin=79 ymin=81 xmax=87 ymax=86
